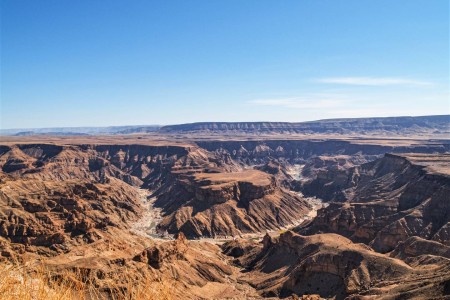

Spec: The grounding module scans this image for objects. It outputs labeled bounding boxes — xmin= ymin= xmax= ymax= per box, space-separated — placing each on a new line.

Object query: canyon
xmin=0 ymin=116 xmax=449 ymax=299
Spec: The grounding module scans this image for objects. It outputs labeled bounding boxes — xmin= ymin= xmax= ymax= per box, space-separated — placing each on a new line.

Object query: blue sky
xmin=1 ymin=0 xmax=449 ymax=128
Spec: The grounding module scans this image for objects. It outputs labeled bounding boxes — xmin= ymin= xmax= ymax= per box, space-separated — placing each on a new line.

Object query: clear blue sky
xmin=1 ymin=0 xmax=449 ymax=128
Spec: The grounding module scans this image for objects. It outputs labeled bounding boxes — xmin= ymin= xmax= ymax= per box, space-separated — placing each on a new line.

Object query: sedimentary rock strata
xmin=223 ymin=231 xmax=450 ymax=299
xmin=300 ymin=153 xmax=450 ymax=252
xmin=155 ymin=169 xmax=311 ymax=238
xmin=0 ymin=136 xmax=449 ymax=299
xmin=160 ymin=115 xmax=450 ymax=136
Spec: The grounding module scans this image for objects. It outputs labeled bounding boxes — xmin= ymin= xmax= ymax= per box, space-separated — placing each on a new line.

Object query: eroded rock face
xmin=0 ymin=142 xmax=311 ymax=253
xmin=196 ymin=139 xmax=450 ymax=165
xmin=0 ymin=138 xmax=449 ymax=299
xmin=300 ymin=153 xmax=450 ymax=252
xmin=224 ymin=230 xmax=450 ymax=299
xmin=300 ymin=154 xmax=374 ymax=200
xmin=0 ymin=173 xmax=142 ymax=255
xmin=133 ymin=233 xmax=189 ymax=269
xmin=160 ymin=116 xmax=450 ymax=135
xmin=132 ymin=233 xmax=241 ymax=295
xmin=155 ymin=170 xmax=312 ymax=238
xmin=254 ymin=160 xmax=301 ymax=190
xmin=0 ymin=143 xmax=196 ymax=256
xmin=390 ymin=236 xmax=450 ymax=262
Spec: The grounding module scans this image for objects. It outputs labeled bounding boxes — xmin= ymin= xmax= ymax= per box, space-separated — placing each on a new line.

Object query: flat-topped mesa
xmin=384 ymin=152 xmax=450 ymax=177
xmin=159 ymin=115 xmax=450 ymax=135
xmin=0 ymin=146 xmax=37 ymax=173
xmin=156 ymin=169 xmax=311 ymax=238
xmin=192 ymin=170 xmax=276 ymax=207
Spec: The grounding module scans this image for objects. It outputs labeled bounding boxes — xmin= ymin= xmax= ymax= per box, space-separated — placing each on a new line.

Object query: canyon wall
xmin=300 ymin=153 xmax=450 ymax=252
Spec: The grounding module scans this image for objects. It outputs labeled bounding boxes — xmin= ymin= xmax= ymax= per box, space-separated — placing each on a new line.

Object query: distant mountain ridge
xmin=160 ymin=115 xmax=450 ymax=134
xmin=1 ymin=115 xmax=448 ymax=136
xmin=0 ymin=125 xmax=161 ymax=136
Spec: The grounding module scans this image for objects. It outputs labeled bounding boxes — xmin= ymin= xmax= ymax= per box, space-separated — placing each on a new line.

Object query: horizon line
xmin=1 ymin=114 xmax=449 ymax=132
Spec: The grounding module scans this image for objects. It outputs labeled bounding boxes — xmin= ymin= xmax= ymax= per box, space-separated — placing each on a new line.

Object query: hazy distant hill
xmin=0 ymin=125 xmax=161 ymax=136
xmin=1 ymin=115 xmax=448 ymax=136
xmin=160 ymin=115 xmax=450 ymax=135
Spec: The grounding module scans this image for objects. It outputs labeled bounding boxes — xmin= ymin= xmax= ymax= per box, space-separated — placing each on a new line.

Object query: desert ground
xmin=1 ymin=117 xmax=449 ymax=299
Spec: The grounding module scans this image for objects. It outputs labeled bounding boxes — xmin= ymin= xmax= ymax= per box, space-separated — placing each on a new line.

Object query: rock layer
xmin=160 ymin=115 xmax=450 ymax=136
xmin=223 ymin=231 xmax=450 ymax=299
xmin=300 ymin=153 xmax=450 ymax=252
xmin=155 ymin=169 xmax=311 ymax=238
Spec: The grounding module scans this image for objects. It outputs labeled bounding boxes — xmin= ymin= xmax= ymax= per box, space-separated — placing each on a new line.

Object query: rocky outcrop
xmin=1 ymin=138 xmax=449 ymax=299
xmin=254 ymin=160 xmax=300 ymax=189
xmin=155 ymin=169 xmax=312 ymax=238
xmin=196 ymin=139 xmax=450 ymax=166
xmin=131 ymin=233 xmax=260 ymax=299
xmin=390 ymin=236 xmax=450 ymax=261
xmin=301 ymin=154 xmax=370 ymax=179
xmin=0 ymin=142 xmax=310 ymax=250
xmin=0 ymin=173 xmax=142 ymax=255
xmin=0 ymin=143 xmax=197 ymax=256
xmin=223 ymin=230 xmax=450 ymax=299
xmin=300 ymin=153 xmax=450 ymax=252
xmin=133 ymin=233 xmax=190 ymax=269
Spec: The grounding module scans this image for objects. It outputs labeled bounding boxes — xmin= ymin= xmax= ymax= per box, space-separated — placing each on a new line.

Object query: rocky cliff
xmin=196 ymin=139 xmax=450 ymax=165
xmin=1 ymin=138 xmax=449 ymax=299
xmin=300 ymin=153 xmax=450 ymax=252
xmin=0 ymin=143 xmax=204 ymax=256
xmin=130 ymin=233 xmax=259 ymax=299
xmin=0 ymin=142 xmax=310 ymax=250
xmin=155 ymin=169 xmax=311 ymax=238
xmin=222 ymin=230 xmax=450 ymax=299
xmin=3 ymin=115 xmax=449 ymax=136
xmin=160 ymin=115 xmax=450 ymax=135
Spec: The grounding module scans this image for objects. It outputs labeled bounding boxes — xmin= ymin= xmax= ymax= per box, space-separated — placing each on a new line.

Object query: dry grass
xmin=0 ymin=263 xmax=174 ymax=300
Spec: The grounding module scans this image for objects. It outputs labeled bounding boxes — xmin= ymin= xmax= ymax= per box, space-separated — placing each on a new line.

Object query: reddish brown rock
xmin=224 ymin=230 xmax=450 ymax=299
xmin=156 ymin=169 xmax=312 ymax=238
xmin=300 ymin=153 xmax=450 ymax=252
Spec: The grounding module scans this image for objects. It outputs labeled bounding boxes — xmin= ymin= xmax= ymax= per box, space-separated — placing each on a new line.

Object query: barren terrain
xmin=1 ymin=117 xmax=449 ymax=299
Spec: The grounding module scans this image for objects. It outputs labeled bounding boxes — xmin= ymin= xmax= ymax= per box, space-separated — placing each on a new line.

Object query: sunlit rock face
xmin=155 ymin=169 xmax=311 ymax=238
xmin=300 ymin=153 xmax=450 ymax=252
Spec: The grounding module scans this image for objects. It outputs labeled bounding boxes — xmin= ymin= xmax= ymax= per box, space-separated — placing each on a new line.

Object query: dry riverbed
xmin=131 ymin=186 xmax=327 ymax=244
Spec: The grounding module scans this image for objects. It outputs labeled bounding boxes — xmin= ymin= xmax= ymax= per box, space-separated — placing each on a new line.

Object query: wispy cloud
xmin=247 ymin=89 xmax=448 ymax=120
xmin=316 ymin=77 xmax=433 ymax=87
xmin=249 ymin=95 xmax=346 ymax=109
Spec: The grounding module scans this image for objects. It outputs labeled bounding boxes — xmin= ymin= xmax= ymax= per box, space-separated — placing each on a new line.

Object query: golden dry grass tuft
xmin=0 ymin=263 xmax=174 ymax=300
